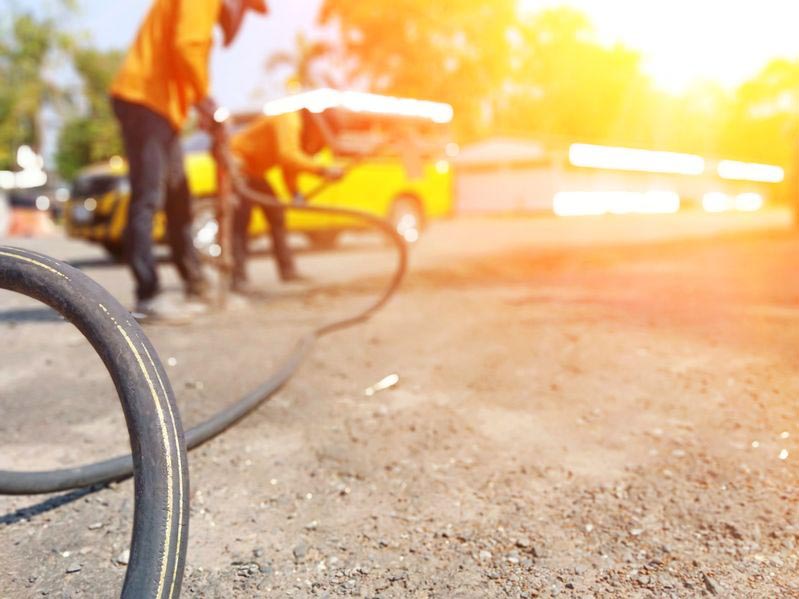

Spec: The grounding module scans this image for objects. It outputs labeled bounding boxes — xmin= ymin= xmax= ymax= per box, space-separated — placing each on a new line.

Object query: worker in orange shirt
xmin=229 ymin=109 xmax=344 ymax=293
xmin=110 ymin=0 xmax=268 ymax=320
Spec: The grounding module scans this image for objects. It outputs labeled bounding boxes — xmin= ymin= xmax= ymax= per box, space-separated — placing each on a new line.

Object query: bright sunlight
xmin=520 ymin=0 xmax=799 ymax=92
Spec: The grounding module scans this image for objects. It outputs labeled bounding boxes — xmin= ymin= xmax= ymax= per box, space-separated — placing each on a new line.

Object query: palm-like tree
xmin=265 ymin=32 xmax=335 ymax=90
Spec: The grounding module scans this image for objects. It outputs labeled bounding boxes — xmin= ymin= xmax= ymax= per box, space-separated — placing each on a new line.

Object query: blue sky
xmin=43 ymin=0 xmax=325 ymax=110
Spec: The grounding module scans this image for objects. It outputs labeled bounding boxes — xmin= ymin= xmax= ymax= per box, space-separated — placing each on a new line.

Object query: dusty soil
xmin=2 ymin=212 xmax=799 ymax=598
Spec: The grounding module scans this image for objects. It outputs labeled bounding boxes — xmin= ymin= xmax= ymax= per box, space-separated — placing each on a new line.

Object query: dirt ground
xmin=2 ymin=211 xmax=799 ymax=598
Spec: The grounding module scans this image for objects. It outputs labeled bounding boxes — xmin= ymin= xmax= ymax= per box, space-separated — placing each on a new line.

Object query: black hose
xmin=0 ymin=246 xmax=189 ymax=598
xmin=0 ymin=192 xmax=408 ymax=495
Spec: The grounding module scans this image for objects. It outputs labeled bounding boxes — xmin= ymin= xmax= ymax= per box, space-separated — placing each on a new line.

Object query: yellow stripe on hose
xmin=0 ymin=251 xmax=69 ymax=280
xmin=141 ymin=340 xmax=185 ymax=599
xmin=99 ymin=304 xmax=174 ymax=599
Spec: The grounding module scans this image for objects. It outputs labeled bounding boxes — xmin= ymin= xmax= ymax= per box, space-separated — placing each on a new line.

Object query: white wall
xmin=456 ymin=169 xmax=556 ymax=213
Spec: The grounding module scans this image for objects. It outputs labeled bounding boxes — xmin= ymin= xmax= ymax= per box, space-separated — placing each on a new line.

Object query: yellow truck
xmin=65 ymin=89 xmax=454 ymax=259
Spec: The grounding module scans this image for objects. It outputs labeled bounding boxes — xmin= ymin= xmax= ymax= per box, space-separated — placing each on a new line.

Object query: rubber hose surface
xmin=0 ymin=199 xmax=407 ymax=495
xmin=0 ymin=247 xmax=189 ymax=598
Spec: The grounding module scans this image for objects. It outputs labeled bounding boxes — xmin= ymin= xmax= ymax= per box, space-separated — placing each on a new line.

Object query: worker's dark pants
xmin=232 ymin=177 xmax=296 ymax=283
xmin=112 ymin=97 xmax=206 ymax=301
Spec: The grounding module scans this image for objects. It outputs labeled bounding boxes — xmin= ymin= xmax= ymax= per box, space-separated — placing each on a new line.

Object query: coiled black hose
xmin=0 ymin=247 xmax=189 ymax=598
xmin=0 ymin=192 xmax=407 ymax=495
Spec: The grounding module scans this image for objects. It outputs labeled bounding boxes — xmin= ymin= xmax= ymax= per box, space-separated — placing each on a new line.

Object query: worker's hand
xmin=322 ymin=166 xmax=346 ymax=181
xmin=195 ymin=96 xmax=220 ymax=132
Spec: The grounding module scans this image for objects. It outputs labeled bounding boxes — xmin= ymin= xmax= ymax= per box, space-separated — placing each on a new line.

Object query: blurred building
xmin=454 ymin=138 xmax=551 ymax=213
xmin=454 ymin=137 xmax=784 ymax=217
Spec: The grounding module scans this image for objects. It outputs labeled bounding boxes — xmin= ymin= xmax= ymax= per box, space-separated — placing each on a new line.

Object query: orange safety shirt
xmin=231 ymin=112 xmax=323 ymax=180
xmin=110 ymin=0 xmax=221 ymax=131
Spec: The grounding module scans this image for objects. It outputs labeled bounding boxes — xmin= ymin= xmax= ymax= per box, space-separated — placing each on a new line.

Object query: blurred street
xmin=3 ymin=209 xmax=799 ymax=596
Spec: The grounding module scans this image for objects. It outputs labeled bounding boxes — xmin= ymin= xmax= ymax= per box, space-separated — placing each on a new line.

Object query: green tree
xmin=55 ymin=48 xmax=124 ymax=179
xmin=319 ymin=0 xmax=518 ymax=140
xmin=720 ymin=58 xmax=799 ymax=166
xmin=717 ymin=58 xmax=799 ymax=208
xmin=0 ymin=11 xmax=73 ymax=169
xmin=498 ymin=8 xmax=652 ymax=145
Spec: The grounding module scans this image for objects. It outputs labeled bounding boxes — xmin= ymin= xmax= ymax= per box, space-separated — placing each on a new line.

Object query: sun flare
xmin=519 ymin=0 xmax=799 ymax=93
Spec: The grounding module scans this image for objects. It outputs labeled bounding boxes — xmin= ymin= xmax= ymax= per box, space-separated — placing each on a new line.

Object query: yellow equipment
xmin=65 ymin=89 xmax=454 ymax=258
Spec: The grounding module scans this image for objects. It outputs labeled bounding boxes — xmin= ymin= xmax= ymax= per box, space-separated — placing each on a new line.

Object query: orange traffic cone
xmin=8 ymin=209 xmax=56 ymax=237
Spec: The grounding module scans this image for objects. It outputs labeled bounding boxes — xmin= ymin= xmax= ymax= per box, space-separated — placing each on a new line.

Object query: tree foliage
xmin=0 ymin=12 xmax=72 ymax=169
xmin=719 ymin=59 xmax=799 ymax=165
xmin=0 ymin=4 xmax=122 ymax=180
xmin=4 ymin=1 xmax=797 ymax=186
xmin=319 ymin=1 xmax=799 ymax=172
xmin=265 ymin=32 xmax=334 ymax=90
xmin=498 ymin=8 xmax=650 ymax=144
xmin=55 ymin=48 xmax=124 ymax=180
xmin=319 ymin=0 xmax=518 ymax=140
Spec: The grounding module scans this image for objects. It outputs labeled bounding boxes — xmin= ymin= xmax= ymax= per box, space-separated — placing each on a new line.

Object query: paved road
xmin=2 ymin=208 xmax=799 ymax=597
xmin=4 ymin=208 xmax=793 ymax=306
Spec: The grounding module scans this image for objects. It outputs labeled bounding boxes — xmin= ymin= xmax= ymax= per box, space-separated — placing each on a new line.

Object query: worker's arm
xmin=174 ymin=0 xmax=221 ymax=104
xmin=274 ymin=112 xmax=328 ymax=176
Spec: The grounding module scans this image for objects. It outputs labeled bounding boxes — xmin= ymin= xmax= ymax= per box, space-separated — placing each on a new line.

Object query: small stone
xmin=478 ymin=550 xmax=492 ymax=562
xmin=87 ymin=522 xmax=103 ymax=531
xmin=723 ymin=523 xmax=744 ymax=540
xmin=659 ymin=574 xmax=677 ymax=588
xmin=515 ymin=537 xmax=531 ymax=549
xmin=253 ymin=548 xmax=265 ymax=558
xmin=305 ymin=521 xmax=318 ymax=531
xmin=293 ymin=542 xmax=308 ymax=561
xmin=116 ymin=549 xmax=130 ymax=566
xmin=702 ymin=573 xmax=718 ymax=596
xmin=65 ymin=563 xmax=82 ymax=574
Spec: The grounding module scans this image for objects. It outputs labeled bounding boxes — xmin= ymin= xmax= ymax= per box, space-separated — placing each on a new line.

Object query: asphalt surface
xmin=2 ymin=208 xmax=799 ymax=598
